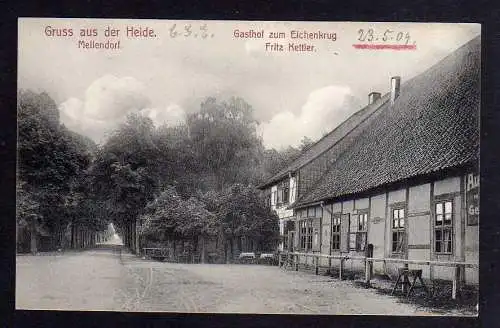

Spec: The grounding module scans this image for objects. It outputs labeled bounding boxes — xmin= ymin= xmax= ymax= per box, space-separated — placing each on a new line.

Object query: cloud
xmin=82 ymin=75 xmax=150 ymax=120
xmin=59 ymin=75 xmax=186 ymax=143
xmin=258 ymin=85 xmax=362 ymax=150
xmin=140 ymin=104 xmax=186 ymax=128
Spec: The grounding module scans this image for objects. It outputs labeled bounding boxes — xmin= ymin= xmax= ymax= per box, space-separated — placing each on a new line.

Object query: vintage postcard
xmin=16 ymin=18 xmax=480 ymax=316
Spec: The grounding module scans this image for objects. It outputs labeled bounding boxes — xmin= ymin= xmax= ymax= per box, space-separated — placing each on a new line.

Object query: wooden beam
xmin=283 ymin=252 xmax=478 ymax=268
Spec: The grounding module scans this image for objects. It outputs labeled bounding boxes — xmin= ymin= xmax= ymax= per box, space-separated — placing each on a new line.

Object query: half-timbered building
xmin=261 ymin=36 xmax=480 ymax=286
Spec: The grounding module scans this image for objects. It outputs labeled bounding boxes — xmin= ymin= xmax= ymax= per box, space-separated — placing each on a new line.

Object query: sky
xmin=18 ymin=19 xmax=480 ymax=149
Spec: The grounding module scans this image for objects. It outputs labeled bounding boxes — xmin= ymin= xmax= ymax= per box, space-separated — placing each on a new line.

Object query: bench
xmin=238 ymin=252 xmax=257 ymax=264
xmin=143 ymin=248 xmax=170 ymax=261
xmin=258 ymin=253 xmax=277 ymax=265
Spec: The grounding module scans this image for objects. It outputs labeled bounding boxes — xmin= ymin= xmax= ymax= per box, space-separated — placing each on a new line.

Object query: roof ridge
xmin=293 ymin=98 xmax=390 ymax=205
xmin=259 ymin=94 xmax=389 ymax=188
xmin=292 ymin=35 xmax=480 ymax=207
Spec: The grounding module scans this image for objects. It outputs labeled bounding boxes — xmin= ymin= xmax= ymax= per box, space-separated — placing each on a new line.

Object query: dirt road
xmin=16 ymin=248 xmax=433 ymax=314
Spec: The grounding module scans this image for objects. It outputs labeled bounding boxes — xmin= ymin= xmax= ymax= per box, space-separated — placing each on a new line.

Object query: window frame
xmin=434 ymin=199 xmax=454 ymax=255
xmin=331 ymin=214 xmax=341 ymax=251
xmin=391 ymin=206 xmax=407 ymax=254
xmin=356 ymin=211 xmax=368 ymax=252
xmin=282 ymin=186 xmax=289 ymax=205
xmin=299 ymin=219 xmax=313 ymax=252
xmin=276 ymin=180 xmax=290 ymax=206
xmin=271 ymin=190 xmax=277 ymax=206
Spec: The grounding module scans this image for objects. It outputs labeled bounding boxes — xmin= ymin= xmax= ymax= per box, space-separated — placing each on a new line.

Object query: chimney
xmin=390 ymin=76 xmax=401 ymax=104
xmin=368 ymin=92 xmax=381 ymax=105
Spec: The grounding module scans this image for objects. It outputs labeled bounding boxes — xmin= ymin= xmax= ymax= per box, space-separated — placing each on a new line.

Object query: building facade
xmin=259 ymin=88 xmax=389 ymax=252
xmin=261 ymin=36 xmax=480 ymax=285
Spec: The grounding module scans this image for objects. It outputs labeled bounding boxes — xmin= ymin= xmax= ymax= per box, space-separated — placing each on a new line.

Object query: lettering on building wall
xmin=466 ymin=173 xmax=479 ymax=225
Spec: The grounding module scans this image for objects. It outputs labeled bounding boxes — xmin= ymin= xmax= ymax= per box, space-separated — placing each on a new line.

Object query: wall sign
xmin=465 ymin=173 xmax=479 ymax=225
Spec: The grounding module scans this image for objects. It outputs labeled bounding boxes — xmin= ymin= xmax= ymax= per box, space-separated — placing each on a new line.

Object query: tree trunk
xmin=224 ymin=238 xmax=228 ymax=264
xmin=71 ymin=222 xmax=75 ymax=248
xmin=230 ymin=238 xmax=234 ymax=263
xmin=30 ymin=221 xmax=37 ymax=254
xmin=126 ymin=224 xmax=130 ymax=248
xmin=200 ymin=235 xmax=206 ymax=264
xmin=131 ymin=221 xmax=135 ymax=254
xmin=135 ymin=220 xmax=140 ymax=255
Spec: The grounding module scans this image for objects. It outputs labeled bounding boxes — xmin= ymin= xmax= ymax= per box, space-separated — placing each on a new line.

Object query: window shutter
xmin=340 ymin=214 xmax=350 ymax=252
xmin=350 ymin=214 xmax=359 ymax=232
xmin=294 ymin=228 xmax=299 ymax=250
xmin=312 ymin=219 xmax=321 ymax=251
xmin=290 ymin=178 xmax=296 ymax=203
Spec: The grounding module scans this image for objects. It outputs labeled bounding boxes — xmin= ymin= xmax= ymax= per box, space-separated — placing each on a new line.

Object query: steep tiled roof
xmin=258 ymin=94 xmax=389 ymax=189
xmin=293 ymin=36 xmax=480 ymax=207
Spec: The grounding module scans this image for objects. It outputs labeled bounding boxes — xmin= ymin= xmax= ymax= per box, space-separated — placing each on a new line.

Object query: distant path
xmin=17 ymin=248 xmax=435 ymax=314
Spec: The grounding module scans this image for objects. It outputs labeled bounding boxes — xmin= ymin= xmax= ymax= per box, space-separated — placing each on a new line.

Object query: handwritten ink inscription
xmin=353 ymin=28 xmax=417 ymax=50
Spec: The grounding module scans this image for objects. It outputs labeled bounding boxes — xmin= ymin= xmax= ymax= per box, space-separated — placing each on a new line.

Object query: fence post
xmin=315 ymin=255 xmax=319 ymax=275
xmin=452 ymin=265 xmax=460 ymax=300
xmin=339 ymin=257 xmax=344 ymax=280
xmin=365 ymin=244 xmax=374 ymax=286
xmin=295 ymin=254 xmax=299 ymax=271
xmin=364 ymin=258 xmax=371 ymax=285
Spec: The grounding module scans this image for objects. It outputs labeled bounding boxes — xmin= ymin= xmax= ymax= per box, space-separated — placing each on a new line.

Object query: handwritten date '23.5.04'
xmin=357 ymin=28 xmax=415 ymax=45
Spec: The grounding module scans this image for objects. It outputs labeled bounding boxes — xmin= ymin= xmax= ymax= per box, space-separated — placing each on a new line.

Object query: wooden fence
xmin=279 ymin=252 xmax=478 ymax=300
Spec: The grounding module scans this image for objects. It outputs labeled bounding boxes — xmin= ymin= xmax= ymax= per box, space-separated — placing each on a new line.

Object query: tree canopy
xmin=17 ymin=91 xmax=312 ymax=254
xmin=17 ymin=90 xmax=95 ymax=234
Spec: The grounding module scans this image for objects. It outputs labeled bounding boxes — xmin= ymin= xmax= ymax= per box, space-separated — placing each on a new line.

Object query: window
xmin=283 ymin=186 xmax=289 ymax=204
xmin=276 ymin=181 xmax=290 ymax=205
xmin=276 ymin=190 xmax=282 ymax=204
xmin=358 ymin=213 xmax=368 ymax=231
xmin=331 ymin=215 xmax=341 ymax=251
xmin=392 ymin=208 xmax=406 ymax=253
xmin=356 ymin=212 xmax=368 ymax=251
xmin=271 ymin=190 xmax=277 ymax=206
xmin=307 ymin=207 xmax=316 ymax=217
xmin=435 ymin=200 xmax=453 ymax=254
xmin=299 ymin=220 xmax=313 ymax=251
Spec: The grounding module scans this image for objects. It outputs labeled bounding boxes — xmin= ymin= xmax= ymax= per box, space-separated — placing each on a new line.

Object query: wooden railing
xmin=279 ymin=252 xmax=478 ymax=299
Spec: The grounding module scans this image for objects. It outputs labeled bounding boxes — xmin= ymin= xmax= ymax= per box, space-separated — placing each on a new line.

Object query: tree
xmin=153 ymin=124 xmax=199 ymax=197
xmin=187 ymin=97 xmax=265 ymax=191
xmin=88 ymin=114 xmax=162 ymax=252
xmin=214 ymin=184 xmax=279 ymax=260
xmin=17 ymin=90 xmax=94 ymax=250
xmin=260 ymin=147 xmax=301 ymax=180
xmin=139 ymin=186 xmax=218 ymax=260
xmin=299 ymin=136 xmax=315 ymax=151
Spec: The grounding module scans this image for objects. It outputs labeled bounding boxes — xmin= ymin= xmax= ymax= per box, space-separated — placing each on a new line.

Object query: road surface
xmin=16 ymin=247 xmax=437 ymax=314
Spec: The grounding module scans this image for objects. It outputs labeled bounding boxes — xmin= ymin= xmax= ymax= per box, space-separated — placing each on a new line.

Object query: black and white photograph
xmin=16 ymin=18 xmax=480 ymax=316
